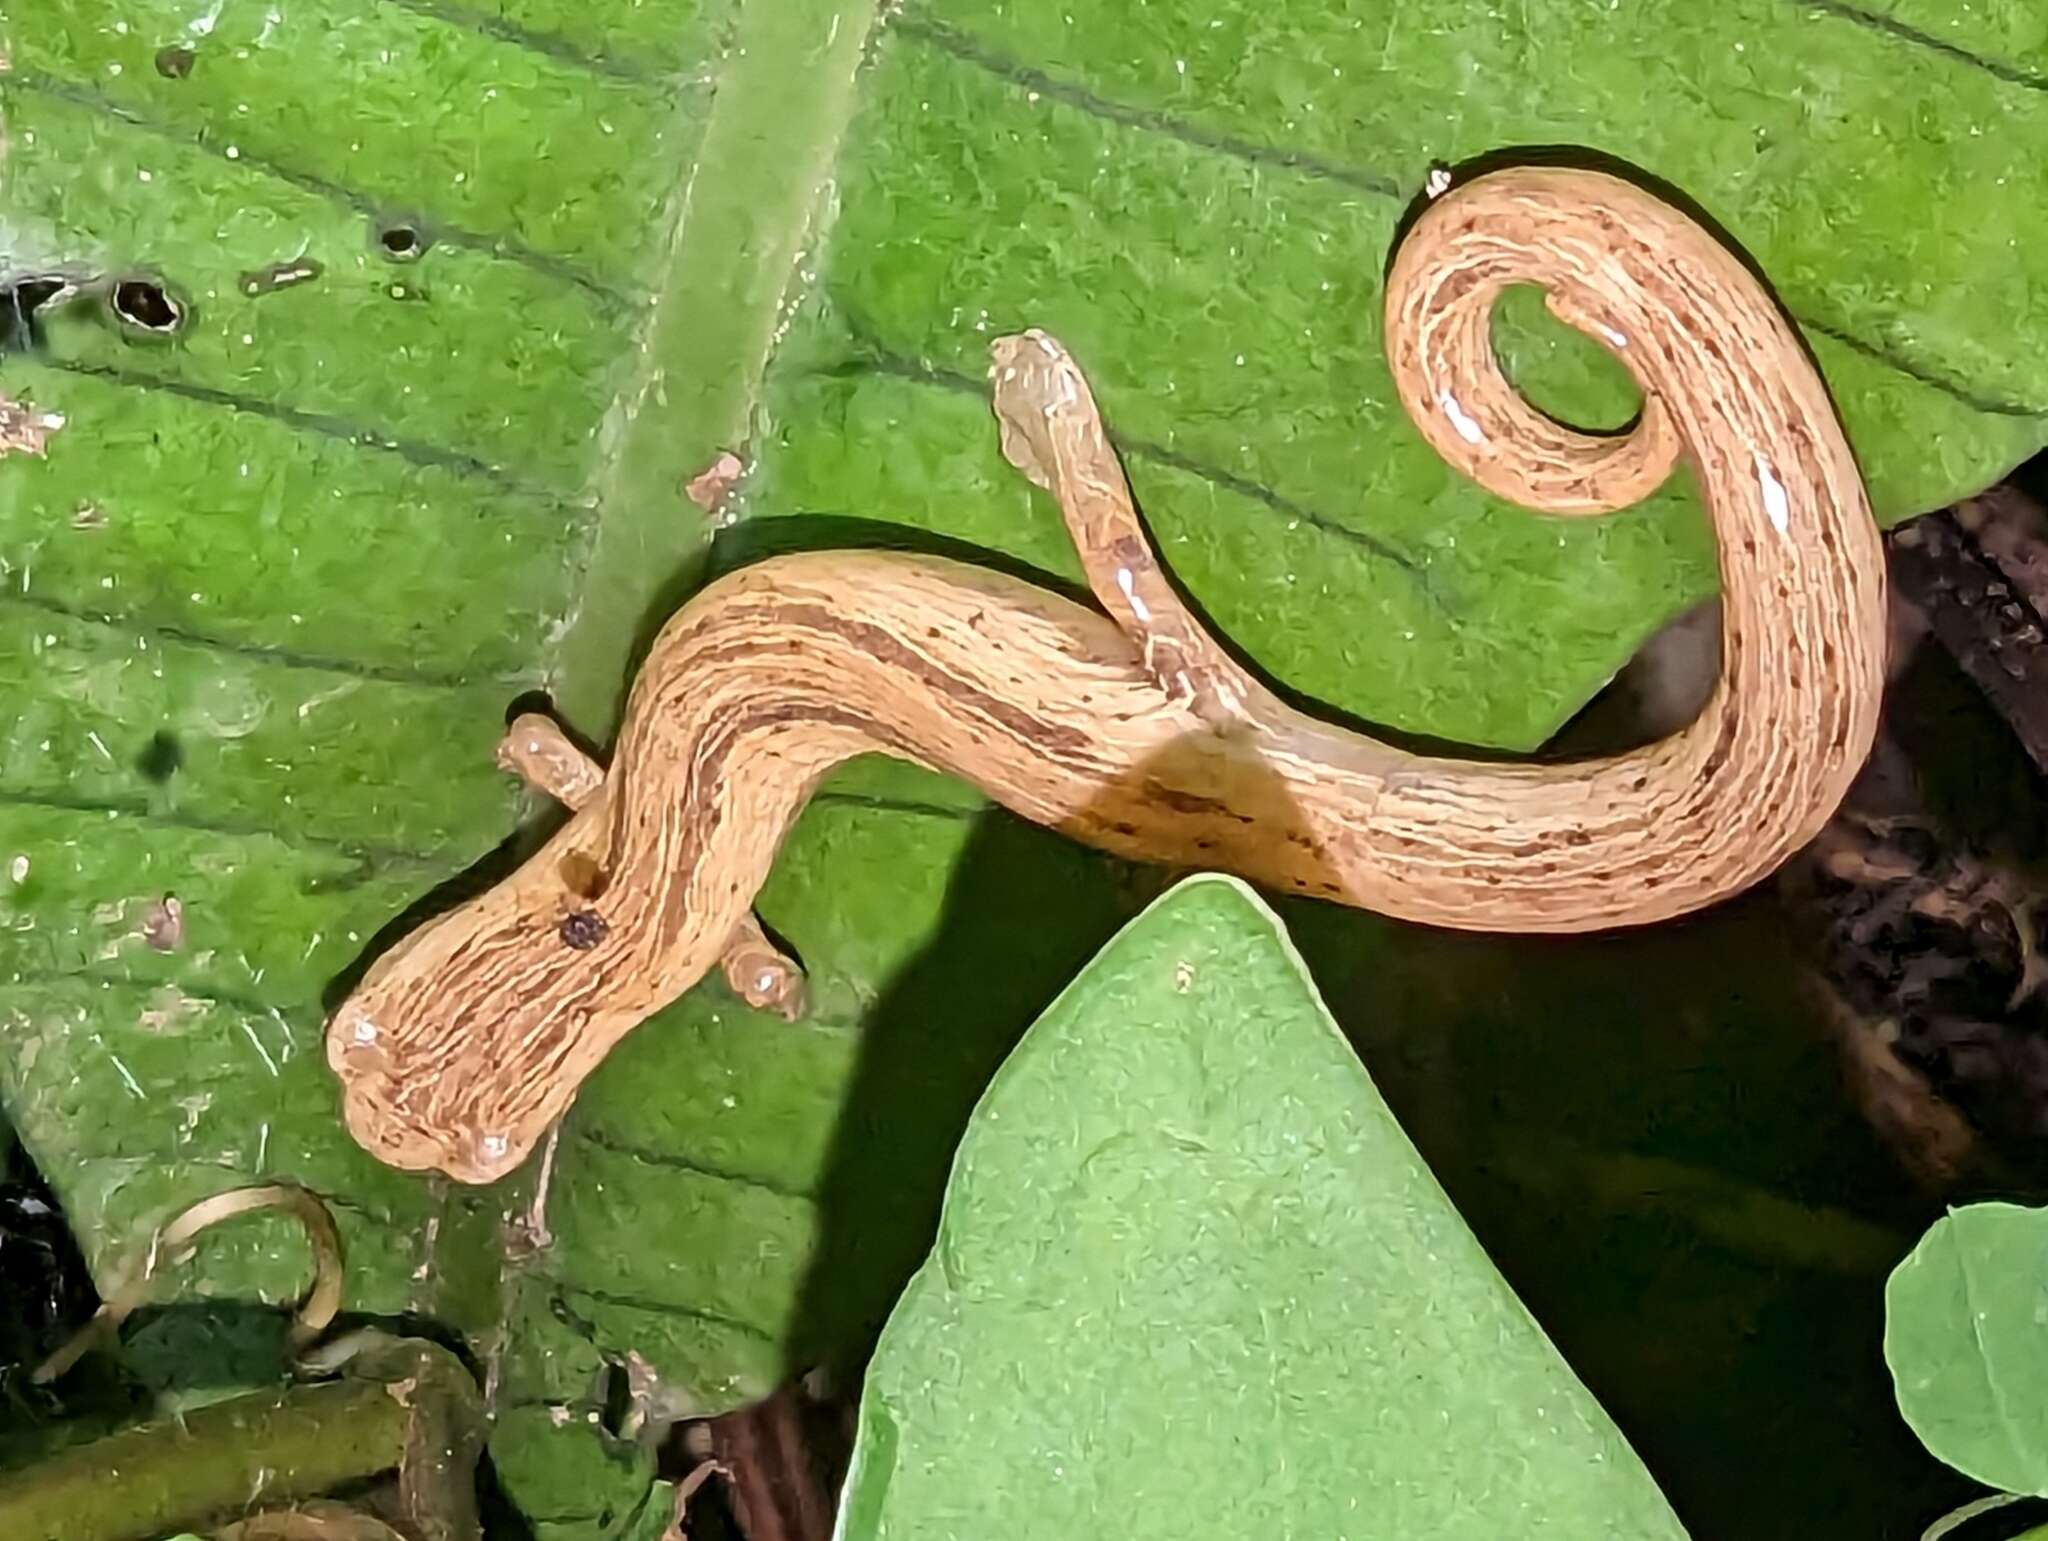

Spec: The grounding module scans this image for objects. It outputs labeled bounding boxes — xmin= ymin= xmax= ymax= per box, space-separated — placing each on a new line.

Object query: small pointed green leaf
xmin=1885 ymin=1202 xmax=2048 ymax=1496
xmin=836 ymin=875 xmax=1687 ymax=1540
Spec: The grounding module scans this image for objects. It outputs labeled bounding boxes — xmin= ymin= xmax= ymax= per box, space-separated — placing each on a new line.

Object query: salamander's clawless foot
xmin=496 ymin=712 xmax=604 ymax=809
xmin=497 ymin=712 xmax=808 ymax=1021
xmin=329 ymin=167 xmax=1886 ymax=1184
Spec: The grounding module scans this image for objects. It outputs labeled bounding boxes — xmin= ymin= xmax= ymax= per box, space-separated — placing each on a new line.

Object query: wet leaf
xmin=837 ymin=875 xmax=1688 ymax=1539
xmin=4 ymin=0 xmax=2045 ymax=1530
xmin=1885 ymin=1202 xmax=2048 ymax=1496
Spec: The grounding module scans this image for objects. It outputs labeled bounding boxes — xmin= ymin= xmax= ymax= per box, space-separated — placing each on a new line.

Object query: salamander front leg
xmin=497 ymin=711 xmax=808 ymax=1021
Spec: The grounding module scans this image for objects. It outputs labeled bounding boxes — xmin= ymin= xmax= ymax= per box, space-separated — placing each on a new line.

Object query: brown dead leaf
xmin=683 ymin=449 xmax=746 ymax=514
xmin=141 ymin=894 xmax=184 ymax=952
xmin=0 ymin=392 xmax=66 ymax=458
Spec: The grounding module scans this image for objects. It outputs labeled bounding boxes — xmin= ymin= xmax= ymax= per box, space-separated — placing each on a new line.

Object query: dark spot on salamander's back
xmin=560 ymin=910 xmax=608 ymax=950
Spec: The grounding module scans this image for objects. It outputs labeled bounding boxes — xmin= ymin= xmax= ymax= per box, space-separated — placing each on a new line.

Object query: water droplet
xmin=185 ymin=672 xmax=269 ymax=739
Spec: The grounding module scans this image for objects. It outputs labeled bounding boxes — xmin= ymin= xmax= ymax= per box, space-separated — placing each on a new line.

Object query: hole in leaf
xmin=107 ymin=276 xmax=187 ymax=338
xmin=1 ymin=274 xmax=81 ymax=352
xmin=6 ymin=277 xmax=70 ymax=318
xmin=375 ymin=220 xmax=428 ymax=263
xmin=154 ymin=44 xmax=196 ymax=78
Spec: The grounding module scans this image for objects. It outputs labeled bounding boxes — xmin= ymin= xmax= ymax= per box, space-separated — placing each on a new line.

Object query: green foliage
xmin=5 ymin=0 xmax=2047 ymax=1530
xmin=838 ymin=875 xmax=1687 ymax=1539
xmin=1886 ymin=1202 xmax=2048 ymax=1498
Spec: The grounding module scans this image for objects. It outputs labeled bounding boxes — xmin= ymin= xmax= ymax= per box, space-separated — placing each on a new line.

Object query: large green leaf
xmin=3 ymin=0 xmax=2045 ymax=1530
xmin=836 ymin=874 xmax=1688 ymax=1539
xmin=1886 ymin=1202 xmax=2048 ymax=1497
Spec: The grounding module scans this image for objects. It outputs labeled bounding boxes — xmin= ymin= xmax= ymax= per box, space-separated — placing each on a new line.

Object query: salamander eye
xmin=558 ymin=850 xmax=607 ymax=899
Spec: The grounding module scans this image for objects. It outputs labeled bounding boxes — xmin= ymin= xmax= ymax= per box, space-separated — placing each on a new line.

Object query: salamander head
xmin=325 ymin=825 xmax=630 ymax=1183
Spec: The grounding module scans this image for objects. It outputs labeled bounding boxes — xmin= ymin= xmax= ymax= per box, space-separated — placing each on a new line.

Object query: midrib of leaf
xmin=455 ymin=0 xmax=885 ymax=1450
xmin=1949 ymin=1219 xmax=2039 ymax=1483
xmin=549 ymin=0 xmax=885 ymax=737
xmin=2 ymin=0 xmax=831 ymax=1360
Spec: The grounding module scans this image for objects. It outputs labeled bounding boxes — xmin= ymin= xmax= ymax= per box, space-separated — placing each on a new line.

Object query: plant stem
xmin=0 ymin=1340 xmax=482 ymax=1541
xmin=0 ymin=1378 xmax=404 ymax=1541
